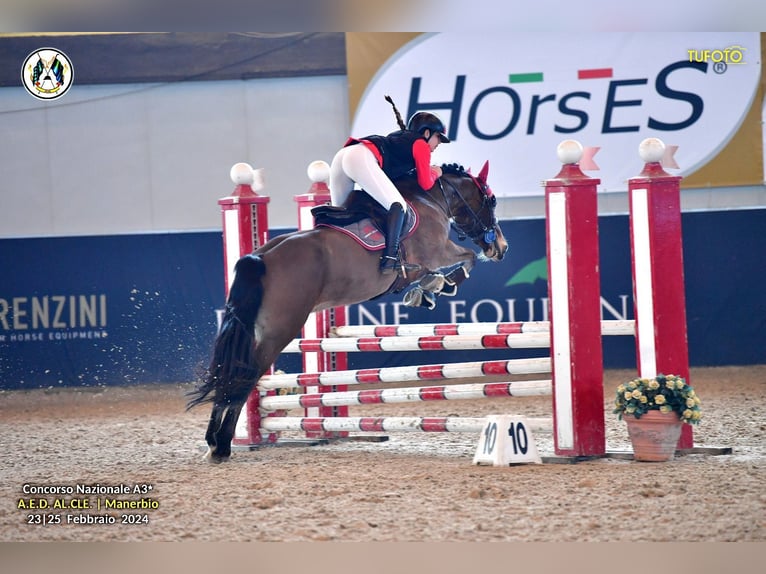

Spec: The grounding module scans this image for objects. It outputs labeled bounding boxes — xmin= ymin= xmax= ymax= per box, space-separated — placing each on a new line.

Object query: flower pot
xmin=624 ymin=410 xmax=683 ymax=462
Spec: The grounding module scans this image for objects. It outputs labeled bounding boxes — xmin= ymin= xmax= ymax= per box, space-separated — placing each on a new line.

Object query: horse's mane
xmin=394 ymin=163 xmax=469 ymax=195
xmin=440 ymin=163 xmax=468 ymax=177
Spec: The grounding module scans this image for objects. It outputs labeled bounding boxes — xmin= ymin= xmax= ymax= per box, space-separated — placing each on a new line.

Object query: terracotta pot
xmin=624 ymin=410 xmax=683 ymax=462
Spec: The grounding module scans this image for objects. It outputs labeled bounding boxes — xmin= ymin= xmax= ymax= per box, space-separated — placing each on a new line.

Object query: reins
xmin=436 ymin=173 xmax=498 ymax=245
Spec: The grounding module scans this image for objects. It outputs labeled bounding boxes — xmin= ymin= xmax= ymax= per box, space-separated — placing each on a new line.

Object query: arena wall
xmin=1 ymin=210 xmax=764 ymax=389
xmin=1 ymin=33 xmax=764 ymax=389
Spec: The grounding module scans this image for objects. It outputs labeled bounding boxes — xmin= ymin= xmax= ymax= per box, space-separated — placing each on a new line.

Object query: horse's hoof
xmin=421 ymin=291 xmax=436 ymax=310
xmin=403 ymin=287 xmax=424 ymax=307
xmin=440 ymin=278 xmax=458 ymax=297
xmin=203 ymin=447 xmax=229 ymax=464
xmin=402 ymin=287 xmax=436 ymax=310
xmin=419 ymin=273 xmax=446 ymax=293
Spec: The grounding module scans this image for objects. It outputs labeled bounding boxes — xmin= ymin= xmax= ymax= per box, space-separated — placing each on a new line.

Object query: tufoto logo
xmin=21 ymin=48 xmax=74 ymax=100
xmin=687 ymin=46 xmax=746 ymax=64
xmin=687 ymin=45 xmax=746 ymax=74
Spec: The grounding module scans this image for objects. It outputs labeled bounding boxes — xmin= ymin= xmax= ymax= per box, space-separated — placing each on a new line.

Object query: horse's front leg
xmin=419 ymin=262 xmax=471 ymax=296
xmin=403 ymin=240 xmax=477 ymax=308
xmin=403 ymin=267 xmax=466 ymax=309
xmin=403 ymin=286 xmax=437 ymax=309
xmin=433 ymin=240 xmax=477 ymax=276
xmin=441 ymin=264 xmax=472 ymax=295
xmin=435 ymin=240 xmax=478 ymax=297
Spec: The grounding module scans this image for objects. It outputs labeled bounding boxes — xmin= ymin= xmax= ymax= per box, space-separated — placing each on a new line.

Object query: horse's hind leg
xmin=204 ymin=401 xmax=245 ymax=463
xmin=204 ymin=403 xmax=224 ymax=454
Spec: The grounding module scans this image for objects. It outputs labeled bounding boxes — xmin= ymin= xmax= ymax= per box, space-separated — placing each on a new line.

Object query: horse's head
xmin=439 ymin=162 xmax=508 ymax=261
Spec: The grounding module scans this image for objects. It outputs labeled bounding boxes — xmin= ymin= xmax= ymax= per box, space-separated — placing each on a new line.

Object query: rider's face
xmin=426 ymin=130 xmax=441 ymax=152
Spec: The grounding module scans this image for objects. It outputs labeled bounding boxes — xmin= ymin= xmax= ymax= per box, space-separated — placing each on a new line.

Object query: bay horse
xmin=187 ymin=161 xmax=509 ymax=461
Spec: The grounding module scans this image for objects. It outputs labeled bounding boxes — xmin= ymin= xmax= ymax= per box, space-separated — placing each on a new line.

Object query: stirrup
xmin=381 ymin=257 xmax=420 ymax=277
xmin=380 ymin=255 xmax=401 ymax=274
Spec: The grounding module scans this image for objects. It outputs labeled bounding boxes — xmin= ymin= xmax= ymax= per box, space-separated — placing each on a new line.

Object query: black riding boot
xmin=380 ymin=202 xmax=406 ymax=274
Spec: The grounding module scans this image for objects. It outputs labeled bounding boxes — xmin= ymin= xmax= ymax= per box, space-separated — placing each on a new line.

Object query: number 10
xmin=508 ymin=421 xmax=529 ymax=454
xmin=482 ymin=421 xmax=498 ymax=454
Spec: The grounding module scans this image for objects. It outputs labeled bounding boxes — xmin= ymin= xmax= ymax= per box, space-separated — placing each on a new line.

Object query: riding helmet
xmin=406 ymin=111 xmax=451 ymax=143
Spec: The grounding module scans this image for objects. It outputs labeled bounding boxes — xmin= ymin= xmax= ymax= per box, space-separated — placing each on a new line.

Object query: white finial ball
xmin=230 ymin=162 xmax=254 ymax=185
xmin=307 ymin=160 xmax=330 ymax=183
xmin=639 ymin=138 xmax=665 ymax=163
xmin=557 ymin=140 xmax=583 ymax=165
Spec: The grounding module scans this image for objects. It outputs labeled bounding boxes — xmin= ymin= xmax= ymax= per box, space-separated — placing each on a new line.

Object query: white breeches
xmin=329 ymin=144 xmax=405 ymax=211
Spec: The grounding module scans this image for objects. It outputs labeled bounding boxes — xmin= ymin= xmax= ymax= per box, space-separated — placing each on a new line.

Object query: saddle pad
xmin=317 ymin=205 xmax=418 ymax=251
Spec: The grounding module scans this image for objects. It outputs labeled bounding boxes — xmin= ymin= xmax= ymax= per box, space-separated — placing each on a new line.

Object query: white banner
xmin=352 ymin=33 xmax=761 ymax=197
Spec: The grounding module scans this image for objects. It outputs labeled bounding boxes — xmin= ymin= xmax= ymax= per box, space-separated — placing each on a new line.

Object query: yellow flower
xmin=615 ymin=375 xmax=701 ymax=424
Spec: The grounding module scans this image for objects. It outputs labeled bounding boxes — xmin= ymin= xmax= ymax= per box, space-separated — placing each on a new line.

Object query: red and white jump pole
xmin=544 ymin=140 xmax=605 ymax=457
xmin=628 ymin=138 xmax=693 ymax=449
xmin=218 ymin=162 xmax=272 ymax=445
xmin=215 ymin=140 xmax=693 ymax=457
xmin=293 ymin=161 xmax=349 ymax=439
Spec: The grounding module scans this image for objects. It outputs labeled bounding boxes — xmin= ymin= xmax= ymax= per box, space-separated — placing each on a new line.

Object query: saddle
xmin=311 ymin=190 xmax=418 ymax=251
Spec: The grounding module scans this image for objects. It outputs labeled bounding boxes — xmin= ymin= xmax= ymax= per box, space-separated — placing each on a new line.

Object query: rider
xmin=329 ymin=110 xmax=451 ymax=274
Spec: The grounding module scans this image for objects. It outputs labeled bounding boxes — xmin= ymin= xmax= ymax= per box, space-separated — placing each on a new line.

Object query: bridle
xmin=436 ymin=170 xmax=498 ymax=245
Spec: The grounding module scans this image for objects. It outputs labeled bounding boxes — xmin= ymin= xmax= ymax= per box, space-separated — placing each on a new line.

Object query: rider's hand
xmin=431 ymin=165 xmax=443 ymax=178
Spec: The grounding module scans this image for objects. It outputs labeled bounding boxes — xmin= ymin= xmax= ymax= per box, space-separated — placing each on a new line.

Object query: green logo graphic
xmin=505 ymin=257 xmax=547 ymax=287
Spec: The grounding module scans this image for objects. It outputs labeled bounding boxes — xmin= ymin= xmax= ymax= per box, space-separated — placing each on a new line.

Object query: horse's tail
xmin=186 ymin=254 xmax=266 ymax=410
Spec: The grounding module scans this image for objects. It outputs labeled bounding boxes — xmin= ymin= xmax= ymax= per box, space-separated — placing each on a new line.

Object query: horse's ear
xmin=478 ymin=160 xmax=489 ymax=183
